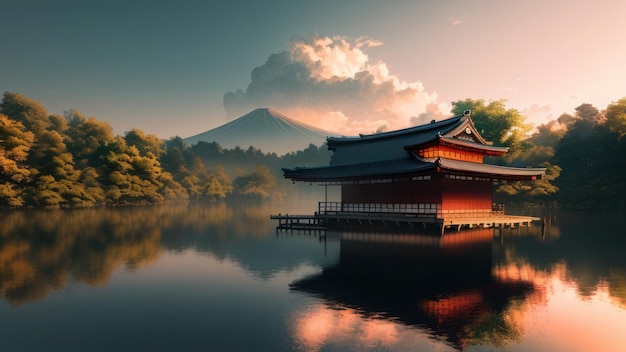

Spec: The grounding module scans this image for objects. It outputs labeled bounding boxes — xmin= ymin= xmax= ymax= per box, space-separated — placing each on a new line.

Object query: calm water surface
xmin=0 ymin=201 xmax=625 ymax=352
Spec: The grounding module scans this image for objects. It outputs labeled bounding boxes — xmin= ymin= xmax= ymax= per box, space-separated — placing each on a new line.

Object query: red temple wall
xmin=341 ymin=178 xmax=493 ymax=214
xmin=341 ymin=179 xmax=442 ymax=204
xmin=342 ymin=183 xmax=393 ymax=203
xmin=407 ymin=179 xmax=442 ymax=203
xmin=441 ymin=178 xmax=492 ymax=214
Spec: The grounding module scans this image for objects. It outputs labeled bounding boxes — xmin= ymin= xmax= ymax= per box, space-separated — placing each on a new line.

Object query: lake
xmin=0 ymin=201 xmax=625 ymax=351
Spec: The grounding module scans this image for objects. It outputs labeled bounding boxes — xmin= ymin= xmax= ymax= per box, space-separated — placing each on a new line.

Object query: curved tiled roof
xmin=283 ymin=157 xmax=436 ymax=182
xmin=327 ymin=114 xmax=464 ymax=146
xmin=327 ymin=115 xmax=467 ymax=166
xmin=434 ymin=136 xmax=509 ymax=155
xmin=283 ymin=156 xmax=545 ymax=182
xmin=283 ymin=110 xmax=546 ymax=182
xmin=436 ymin=158 xmax=545 ymax=180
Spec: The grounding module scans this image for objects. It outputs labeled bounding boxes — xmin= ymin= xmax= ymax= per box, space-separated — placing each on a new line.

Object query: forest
xmin=451 ymin=97 xmax=626 ymax=208
xmin=1 ymin=91 xmax=625 ymax=209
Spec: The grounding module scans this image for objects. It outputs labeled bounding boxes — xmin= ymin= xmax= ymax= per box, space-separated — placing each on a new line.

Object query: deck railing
xmin=318 ymin=202 xmax=504 ymax=219
xmin=318 ymin=202 xmax=442 ymax=217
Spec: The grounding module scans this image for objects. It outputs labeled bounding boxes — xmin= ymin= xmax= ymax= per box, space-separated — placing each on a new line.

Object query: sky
xmin=2 ymin=0 xmax=626 ymax=138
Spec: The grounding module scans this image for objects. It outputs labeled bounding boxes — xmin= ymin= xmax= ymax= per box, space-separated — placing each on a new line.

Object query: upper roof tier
xmin=327 ymin=110 xmax=508 ymax=166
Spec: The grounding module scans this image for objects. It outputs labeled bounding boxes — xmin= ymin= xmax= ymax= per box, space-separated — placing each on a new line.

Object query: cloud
xmin=522 ymin=104 xmax=554 ymax=128
xmin=410 ymin=103 xmax=451 ymax=126
xmin=223 ymin=33 xmax=442 ymax=134
xmin=449 ymin=16 xmax=464 ymax=26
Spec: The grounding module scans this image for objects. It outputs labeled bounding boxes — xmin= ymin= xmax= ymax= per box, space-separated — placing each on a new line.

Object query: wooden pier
xmin=270 ymin=212 xmax=540 ymax=236
xmin=271 ymin=214 xmax=327 ymax=231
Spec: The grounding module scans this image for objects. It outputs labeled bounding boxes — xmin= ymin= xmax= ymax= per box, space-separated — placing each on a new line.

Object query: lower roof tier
xmin=283 ymin=157 xmax=546 ymax=182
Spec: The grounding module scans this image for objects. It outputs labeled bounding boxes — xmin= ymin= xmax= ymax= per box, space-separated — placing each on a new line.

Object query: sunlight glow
xmin=494 ymin=262 xmax=626 ymax=352
xmin=291 ymin=305 xmax=408 ymax=351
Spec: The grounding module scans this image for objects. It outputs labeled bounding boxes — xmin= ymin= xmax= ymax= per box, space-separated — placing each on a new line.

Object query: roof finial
xmin=463 ymin=109 xmax=471 ymax=117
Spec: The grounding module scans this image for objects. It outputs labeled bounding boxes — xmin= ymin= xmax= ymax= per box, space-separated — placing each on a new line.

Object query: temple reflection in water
xmin=289 ymin=227 xmax=536 ymax=350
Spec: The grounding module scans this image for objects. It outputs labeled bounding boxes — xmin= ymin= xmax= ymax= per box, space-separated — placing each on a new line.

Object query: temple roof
xmin=283 ymin=156 xmax=435 ymax=182
xmin=326 ymin=111 xmax=503 ymax=166
xmin=283 ymin=110 xmax=546 ymax=182
xmin=435 ymin=158 xmax=546 ymax=179
xmin=327 ymin=114 xmax=465 ymax=145
xmin=282 ymin=155 xmax=545 ymax=182
xmin=435 ymin=136 xmax=509 ymax=155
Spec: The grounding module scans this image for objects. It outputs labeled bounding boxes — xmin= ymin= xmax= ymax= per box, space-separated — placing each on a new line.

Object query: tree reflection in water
xmin=493 ymin=209 xmax=626 ymax=310
xmin=0 ymin=203 xmax=275 ymax=305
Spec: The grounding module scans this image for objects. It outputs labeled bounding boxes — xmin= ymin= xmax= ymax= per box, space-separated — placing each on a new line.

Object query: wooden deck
xmin=270 ymin=212 xmax=540 ymax=235
xmin=271 ymin=214 xmax=327 ymax=231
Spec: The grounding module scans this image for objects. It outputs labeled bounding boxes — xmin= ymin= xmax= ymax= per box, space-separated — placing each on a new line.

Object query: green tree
xmin=123 ymin=130 xmax=187 ymax=202
xmin=125 ymin=129 xmax=164 ymax=158
xmin=202 ymin=166 xmax=233 ymax=200
xmin=451 ymin=99 xmax=531 ymax=151
xmin=0 ymin=114 xmax=34 ymax=207
xmin=26 ymin=130 xmax=69 ymax=206
xmin=557 ymin=112 xmax=580 ymax=127
xmin=100 ymin=135 xmax=186 ymax=205
xmin=553 ymin=113 xmax=626 ymax=207
xmin=451 ymin=99 xmax=561 ymax=203
xmin=100 ymin=137 xmax=158 ymax=204
xmin=64 ymin=109 xmax=115 ymax=168
xmin=191 ymin=141 xmax=224 ymax=167
xmin=497 ymin=163 xmax=561 ymax=200
xmin=282 ymin=143 xmax=332 ymax=168
xmin=48 ymin=114 xmax=68 ymax=133
xmin=178 ymin=156 xmax=210 ymax=200
xmin=156 ymin=171 xmax=188 ymax=200
xmin=0 ymin=92 xmax=50 ymax=134
xmin=181 ymin=174 xmax=203 ymax=199
xmin=233 ymin=164 xmax=276 ymax=200
xmin=77 ymin=167 xmax=106 ymax=204
xmin=605 ymin=98 xmax=626 ymax=138
xmin=25 ymin=129 xmax=95 ymax=207
xmin=161 ymin=146 xmax=187 ymax=175
xmin=575 ymin=103 xmax=601 ymax=123
xmin=531 ymin=120 xmax=566 ymax=149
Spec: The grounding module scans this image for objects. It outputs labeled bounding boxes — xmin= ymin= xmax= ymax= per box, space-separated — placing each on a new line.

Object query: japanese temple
xmin=273 ymin=110 xmax=546 ymax=234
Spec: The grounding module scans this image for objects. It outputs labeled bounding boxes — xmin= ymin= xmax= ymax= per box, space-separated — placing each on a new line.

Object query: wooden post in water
xmin=325 ymin=184 xmax=328 ymax=205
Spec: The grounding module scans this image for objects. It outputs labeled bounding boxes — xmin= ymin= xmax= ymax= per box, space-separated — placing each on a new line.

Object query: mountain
xmin=183 ymin=108 xmax=337 ymax=155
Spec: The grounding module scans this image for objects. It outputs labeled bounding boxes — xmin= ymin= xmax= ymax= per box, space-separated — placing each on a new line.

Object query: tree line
xmin=2 ymin=91 xmax=625 ymax=209
xmin=452 ymin=97 xmax=626 ymax=208
xmin=0 ymin=92 xmax=331 ymax=208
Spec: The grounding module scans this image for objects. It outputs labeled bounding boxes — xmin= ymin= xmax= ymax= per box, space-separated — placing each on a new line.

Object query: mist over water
xmin=0 ymin=198 xmax=624 ymax=351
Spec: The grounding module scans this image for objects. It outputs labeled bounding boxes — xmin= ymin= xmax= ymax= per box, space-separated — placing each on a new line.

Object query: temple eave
xmin=283 ymin=166 xmax=544 ymax=183
xmin=282 ymin=169 xmax=435 ymax=183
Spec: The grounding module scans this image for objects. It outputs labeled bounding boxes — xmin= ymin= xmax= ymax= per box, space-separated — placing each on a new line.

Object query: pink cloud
xmin=449 ymin=16 xmax=464 ymax=26
xmin=223 ymin=33 xmax=441 ymax=135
